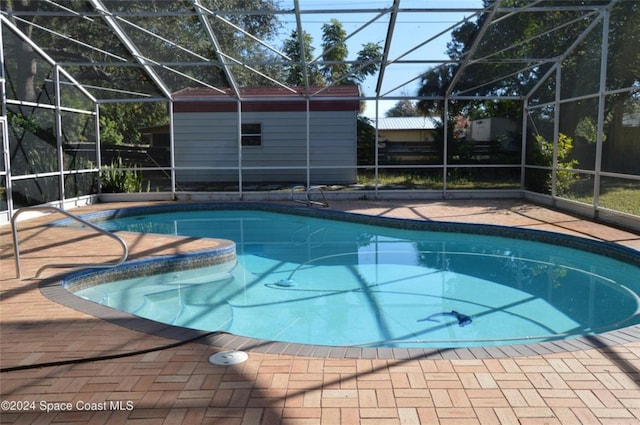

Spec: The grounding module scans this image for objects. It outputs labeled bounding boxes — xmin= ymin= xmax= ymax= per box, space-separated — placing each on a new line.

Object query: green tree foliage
xmin=354 ymin=42 xmax=384 ymax=82
xmin=7 ymin=0 xmax=282 ymax=95
xmin=417 ymin=0 xmax=638 ymax=136
xmin=99 ymin=102 xmax=168 ymax=145
xmin=357 ymin=116 xmax=376 ymax=165
xmin=416 ymin=65 xmax=458 ymax=117
xmin=320 ymin=19 xmax=349 ymax=83
xmin=417 ymin=0 xmax=638 ymax=182
xmin=385 ymin=100 xmax=419 ymax=117
xmin=282 ymin=19 xmax=382 ymax=87
xmin=281 ymin=20 xmax=382 ymax=165
xmin=527 ymin=133 xmax=578 ymax=196
xmin=4 ymin=0 xmax=282 ymax=146
xmin=575 ymin=116 xmax=605 ymax=144
xmin=100 ymin=157 xmax=149 ymax=193
xmin=282 ymin=30 xmax=325 ymax=86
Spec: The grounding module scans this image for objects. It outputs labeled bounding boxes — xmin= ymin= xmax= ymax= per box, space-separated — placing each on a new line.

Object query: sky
xmin=273 ymin=0 xmax=484 ymax=118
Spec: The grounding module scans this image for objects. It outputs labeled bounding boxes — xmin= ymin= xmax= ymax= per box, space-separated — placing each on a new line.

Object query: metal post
xmin=169 ymin=101 xmax=176 ymax=199
xmin=238 ymin=99 xmax=243 ymax=198
xmin=11 ymin=214 xmax=22 ymax=278
xmin=54 ymin=65 xmax=65 ymax=206
xmin=593 ymin=7 xmax=610 ymax=216
xmin=1 ymin=116 xmax=12 ymax=218
xmin=0 ymin=20 xmax=11 ymax=218
xmin=95 ymin=103 xmax=102 ymax=194
xmin=374 ymin=99 xmax=379 ymax=197
xmin=443 ymin=98 xmax=449 ymax=195
xmin=520 ymin=100 xmax=529 ymax=190
xmin=306 ymin=98 xmax=310 ymax=188
xmin=551 ymin=67 xmax=561 ymax=199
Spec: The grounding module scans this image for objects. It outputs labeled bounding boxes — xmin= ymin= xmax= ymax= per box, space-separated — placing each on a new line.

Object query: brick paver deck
xmin=1 ymin=199 xmax=639 ymax=424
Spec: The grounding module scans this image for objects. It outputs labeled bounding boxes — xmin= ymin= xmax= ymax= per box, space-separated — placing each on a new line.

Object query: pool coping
xmin=42 ymin=202 xmax=640 ymax=360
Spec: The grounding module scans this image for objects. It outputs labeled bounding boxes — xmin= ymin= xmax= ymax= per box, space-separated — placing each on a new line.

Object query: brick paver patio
xmin=1 ymin=199 xmax=639 ymax=424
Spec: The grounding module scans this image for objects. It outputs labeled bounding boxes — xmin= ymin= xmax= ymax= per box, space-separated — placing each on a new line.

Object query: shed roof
xmin=173 ymin=86 xmax=361 ymax=113
xmin=374 ymin=117 xmax=440 ymax=131
xmin=174 ymin=86 xmax=360 ymax=100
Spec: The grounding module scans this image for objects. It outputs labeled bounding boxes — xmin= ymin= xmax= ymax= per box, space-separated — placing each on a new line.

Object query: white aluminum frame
xmin=0 ymin=1 xmax=638 ymax=231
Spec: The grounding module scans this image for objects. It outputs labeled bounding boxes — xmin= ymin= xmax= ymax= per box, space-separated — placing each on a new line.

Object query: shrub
xmin=100 ymin=157 xmax=149 ymax=193
xmin=527 ymin=133 xmax=578 ymax=196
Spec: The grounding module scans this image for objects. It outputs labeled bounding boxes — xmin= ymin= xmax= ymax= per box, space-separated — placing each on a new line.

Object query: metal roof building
xmin=374 ymin=117 xmax=440 ymax=131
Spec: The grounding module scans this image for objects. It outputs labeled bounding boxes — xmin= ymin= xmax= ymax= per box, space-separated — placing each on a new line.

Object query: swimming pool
xmin=65 ymin=204 xmax=640 ymax=349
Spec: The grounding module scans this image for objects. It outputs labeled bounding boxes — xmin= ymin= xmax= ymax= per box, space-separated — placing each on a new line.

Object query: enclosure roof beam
xmin=379 ymin=9 xmax=481 ymax=98
xmin=309 ymin=8 xmax=389 ymax=65
xmin=192 ymin=0 xmax=240 ymax=99
xmin=523 ymin=4 xmax=611 ymax=101
xmin=116 ymin=15 xmax=211 ymax=62
xmin=2 ymin=1 xmax=627 ymax=104
xmin=293 ymin=0 xmax=310 ymax=96
xmin=455 ymin=61 xmax=548 ymax=97
xmin=497 ymin=5 xmax=614 ymax=13
xmin=195 ymin=2 xmax=291 ymax=62
xmin=216 ymin=52 xmax=296 ymax=94
xmin=0 ymin=15 xmax=96 ymax=103
xmin=446 ymin=1 xmax=502 ymax=97
xmin=375 ymin=0 xmax=400 ymax=97
xmin=193 ymin=1 xmax=294 ymax=94
xmin=9 ymin=14 xmax=128 ymax=63
xmin=87 ymin=0 xmax=172 ymax=99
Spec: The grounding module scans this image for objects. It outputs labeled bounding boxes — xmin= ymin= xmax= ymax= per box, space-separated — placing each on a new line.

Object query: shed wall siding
xmin=174 ymin=110 xmax=356 ymax=184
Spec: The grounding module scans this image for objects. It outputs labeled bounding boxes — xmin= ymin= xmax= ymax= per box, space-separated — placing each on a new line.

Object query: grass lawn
xmin=559 ymin=179 xmax=639 ymax=216
xmin=357 ymin=170 xmax=639 ymax=216
xmin=584 ymin=185 xmax=640 ymax=215
xmin=356 ymin=170 xmax=520 ymax=190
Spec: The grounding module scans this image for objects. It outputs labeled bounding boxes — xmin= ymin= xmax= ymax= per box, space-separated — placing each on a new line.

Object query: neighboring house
xmin=172 ymin=86 xmax=361 ymax=185
xmin=469 ymin=118 xmax=519 ymax=152
xmin=374 ymin=116 xmax=440 ymax=163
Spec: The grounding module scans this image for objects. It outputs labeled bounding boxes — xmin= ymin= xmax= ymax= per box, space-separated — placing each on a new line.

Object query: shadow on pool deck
xmin=2 ymin=199 xmax=640 ymax=424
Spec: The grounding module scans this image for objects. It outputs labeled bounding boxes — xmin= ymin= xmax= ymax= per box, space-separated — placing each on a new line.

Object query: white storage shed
xmin=172 ymin=86 xmax=361 ymax=186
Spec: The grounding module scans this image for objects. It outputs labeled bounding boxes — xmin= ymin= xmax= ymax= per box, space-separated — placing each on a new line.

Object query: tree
xmin=282 ymin=19 xmax=382 ymax=87
xmin=280 ymin=20 xmax=383 ymax=168
xmin=357 ymin=116 xmax=376 ymax=165
xmin=416 ymin=64 xmax=458 ymax=116
xmin=417 ymin=0 xmax=638 ymax=127
xmin=526 ymin=133 xmax=578 ymax=195
xmin=282 ymin=30 xmax=324 ymax=86
xmin=319 ymin=20 xmax=382 ymax=85
xmin=320 ymin=19 xmax=349 ymax=83
xmin=597 ymin=1 xmax=639 ymax=172
xmin=7 ymin=0 xmax=38 ymax=103
xmin=4 ymin=0 xmax=283 ymax=146
xmin=353 ymin=42 xmax=384 ymax=83
xmin=417 ymin=0 xmax=639 ymax=186
xmin=385 ymin=100 xmax=419 ymax=117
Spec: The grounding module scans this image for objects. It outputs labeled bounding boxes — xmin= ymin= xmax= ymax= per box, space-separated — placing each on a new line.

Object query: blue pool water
xmin=69 ymin=207 xmax=640 ymax=348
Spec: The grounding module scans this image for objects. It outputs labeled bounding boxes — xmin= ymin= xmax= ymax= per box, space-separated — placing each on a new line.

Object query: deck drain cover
xmin=209 ymin=350 xmax=248 ymax=366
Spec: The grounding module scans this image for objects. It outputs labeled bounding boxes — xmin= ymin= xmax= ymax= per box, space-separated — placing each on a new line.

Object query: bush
xmin=527 ymin=133 xmax=578 ymax=196
xmin=100 ymin=157 xmax=149 ymax=193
